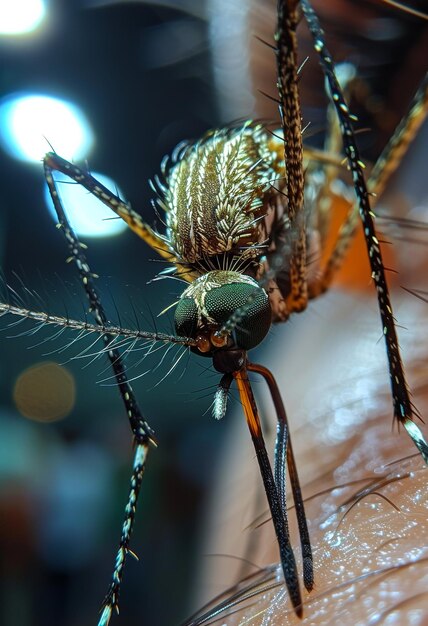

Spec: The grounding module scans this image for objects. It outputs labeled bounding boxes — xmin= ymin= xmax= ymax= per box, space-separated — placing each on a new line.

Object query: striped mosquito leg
xmin=276 ymin=0 xmax=304 ymax=220
xmin=99 ymin=442 xmax=148 ymax=626
xmin=300 ymin=0 xmax=428 ymax=463
xmin=248 ymin=362 xmax=313 ymax=592
xmin=311 ymin=73 xmax=428 ymax=295
xmin=314 ymin=66 xmax=354 ymax=249
xmin=277 ymin=0 xmax=308 ymax=316
xmin=43 ymin=152 xmax=180 ymax=267
xmin=44 ymin=158 xmax=155 ymax=622
xmin=233 ymin=367 xmax=303 ymax=616
xmin=44 ymin=158 xmax=155 ymax=444
xmin=369 ymin=73 xmax=428 ymax=199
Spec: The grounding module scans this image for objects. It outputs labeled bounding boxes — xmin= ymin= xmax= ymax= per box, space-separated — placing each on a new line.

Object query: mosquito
xmin=1 ymin=0 xmax=427 ymax=624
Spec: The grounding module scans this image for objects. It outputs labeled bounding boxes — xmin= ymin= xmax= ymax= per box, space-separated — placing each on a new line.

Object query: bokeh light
xmin=0 ymin=93 xmax=94 ymax=162
xmin=13 ymin=362 xmax=76 ymax=422
xmin=0 ymin=0 xmax=46 ymax=35
xmin=44 ymin=170 xmax=128 ymax=238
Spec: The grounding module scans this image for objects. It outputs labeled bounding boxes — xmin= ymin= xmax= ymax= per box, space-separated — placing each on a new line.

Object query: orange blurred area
xmin=13 ymin=361 xmax=75 ymax=422
xmin=322 ymin=192 xmax=397 ymax=291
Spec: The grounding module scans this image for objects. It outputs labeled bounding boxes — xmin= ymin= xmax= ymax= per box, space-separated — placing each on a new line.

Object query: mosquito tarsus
xmin=1 ymin=0 xmax=428 ymax=623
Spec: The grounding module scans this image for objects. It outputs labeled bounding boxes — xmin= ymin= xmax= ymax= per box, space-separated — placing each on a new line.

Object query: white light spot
xmin=44 ymin=171 xmax=127 ymax=238
xmin=335 ymin=62 xmax=356 ymax=87
xmin=0 ymin=93 xmax=94 ymax=162
xmin=0 ymin=0 xmax=46 ymax=35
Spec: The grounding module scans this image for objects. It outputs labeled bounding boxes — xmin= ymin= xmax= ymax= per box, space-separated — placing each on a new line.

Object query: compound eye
xmin=204 ymin=282 xmax=271 ymax=350
xmin=174 ymin=297 xmax=198 ymax=339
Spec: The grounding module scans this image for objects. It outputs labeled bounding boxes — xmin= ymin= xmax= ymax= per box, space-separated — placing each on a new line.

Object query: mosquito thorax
xmin=156 ymin=123 xmax=283 ymax=271
xmin=174 ymin=270 xmax=272 ymax=358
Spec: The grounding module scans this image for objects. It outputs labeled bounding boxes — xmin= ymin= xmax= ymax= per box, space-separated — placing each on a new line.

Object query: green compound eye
xmin=174 ymin=273 xmax=272 ymax=351
xmin=174 ymin=297 xmax=198 ymax=339
xmin=205 ymin=283 xmax=271 ymax=350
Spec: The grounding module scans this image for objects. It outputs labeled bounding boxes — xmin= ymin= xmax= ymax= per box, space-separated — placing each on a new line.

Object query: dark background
xmin=0 ymin=2 xmax=427 ymax=626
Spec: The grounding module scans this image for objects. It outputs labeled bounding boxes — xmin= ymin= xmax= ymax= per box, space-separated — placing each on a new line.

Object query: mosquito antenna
xmin=0 ymin=302 xmax=197 ymax=347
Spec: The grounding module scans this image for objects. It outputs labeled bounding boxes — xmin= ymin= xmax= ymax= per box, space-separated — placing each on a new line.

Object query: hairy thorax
xmin=156 ymin=124 xmax=285 ymax=270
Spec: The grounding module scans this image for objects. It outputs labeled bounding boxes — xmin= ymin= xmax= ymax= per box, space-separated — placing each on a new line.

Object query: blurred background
xmin=0 ymin=1 xmax=427 ymax=626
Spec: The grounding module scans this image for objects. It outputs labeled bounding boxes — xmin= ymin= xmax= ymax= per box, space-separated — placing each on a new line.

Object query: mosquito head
xmin=174 ymin=270 xmax=271 ymax=361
